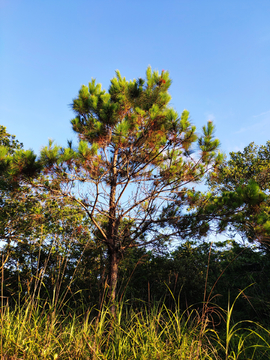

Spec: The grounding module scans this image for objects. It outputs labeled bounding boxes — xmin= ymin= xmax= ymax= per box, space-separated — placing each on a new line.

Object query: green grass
xmin=1 ymin=294 xmax=270 ymax=360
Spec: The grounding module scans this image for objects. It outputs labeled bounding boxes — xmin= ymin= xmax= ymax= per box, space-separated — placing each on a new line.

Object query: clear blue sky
xmin=1 ymin=0 xmax=270 ymax=156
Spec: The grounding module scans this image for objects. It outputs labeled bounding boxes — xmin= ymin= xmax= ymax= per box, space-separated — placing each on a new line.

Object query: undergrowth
xmin=0 ymin=293 xmax=270 ymax=360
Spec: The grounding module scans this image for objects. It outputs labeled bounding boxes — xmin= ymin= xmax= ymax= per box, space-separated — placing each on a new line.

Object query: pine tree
xmin=1 ymin=68 xmax=222 ymax=314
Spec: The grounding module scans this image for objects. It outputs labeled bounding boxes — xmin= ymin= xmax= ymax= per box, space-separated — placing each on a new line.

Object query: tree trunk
xmin=108 ymin=248 xmax=119 ymax=317
xmin=107 ymin=148 xmax=119 ymax=316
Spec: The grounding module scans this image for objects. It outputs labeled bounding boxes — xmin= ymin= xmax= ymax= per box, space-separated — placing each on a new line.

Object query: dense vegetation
xmin=0 ymin=68 xmax=270 ymax=359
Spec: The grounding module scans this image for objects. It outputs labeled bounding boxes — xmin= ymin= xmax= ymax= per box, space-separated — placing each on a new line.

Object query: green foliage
xmin=0 ymin=128 xmax=96 ymax=302
xmin=0 ymin=127 xmax=22 ymax=188
xmin=40 ymin=139 xmax=61 ymax=166
xmin=205 ymin=141 xmax=270 ymax=244
xmin=0 ymin=126 xmax=23 ymax=153
xmin=0 ymin=129 xmax=43 ymax=245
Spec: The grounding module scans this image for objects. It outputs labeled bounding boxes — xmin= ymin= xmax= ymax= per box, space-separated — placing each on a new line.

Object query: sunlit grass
xmin=1 ymin=248 xmax=269 ymax=359
xmin=1 ymin=294 xmax=270 ymax=360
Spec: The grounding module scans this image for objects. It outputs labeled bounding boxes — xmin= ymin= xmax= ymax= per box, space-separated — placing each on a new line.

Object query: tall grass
xmin=1 ymin=293 xmax=270 ymax=360
xmin=1 ymin=244 xmax=270 ymax=359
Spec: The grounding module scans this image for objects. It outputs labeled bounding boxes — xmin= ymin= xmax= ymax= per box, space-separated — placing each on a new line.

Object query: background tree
xmin=0 ymin=126 xmax=34 ymax=245
xmin=203 ymin=141 xmax=270 ymax=246
xmin=1 ymin=68 xmax=222 ymax=313
xmin=0 ymin=127 xmax=96 ymax=305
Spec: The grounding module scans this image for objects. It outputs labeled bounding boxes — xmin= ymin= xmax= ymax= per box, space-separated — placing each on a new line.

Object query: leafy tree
xmin=0 ymin=126 xmax=34 ymax=244
xmin=0 ymin=127 xmax=86 ymax=246
xmin=1 ymin=68 xmax=222 ymax=313
xmin=0 ymin=128 xmax=96 ymax=305
xmin=0 ymin=127 xmax=43 ymax=299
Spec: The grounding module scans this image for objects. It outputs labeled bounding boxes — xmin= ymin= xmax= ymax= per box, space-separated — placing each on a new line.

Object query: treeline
xmin=2 ymin=237 xmax=270 ymax=326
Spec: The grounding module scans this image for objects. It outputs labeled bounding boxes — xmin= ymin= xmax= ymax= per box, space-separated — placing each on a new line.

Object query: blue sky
xmin=1 ymin=0 xmax=270 ymax=157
